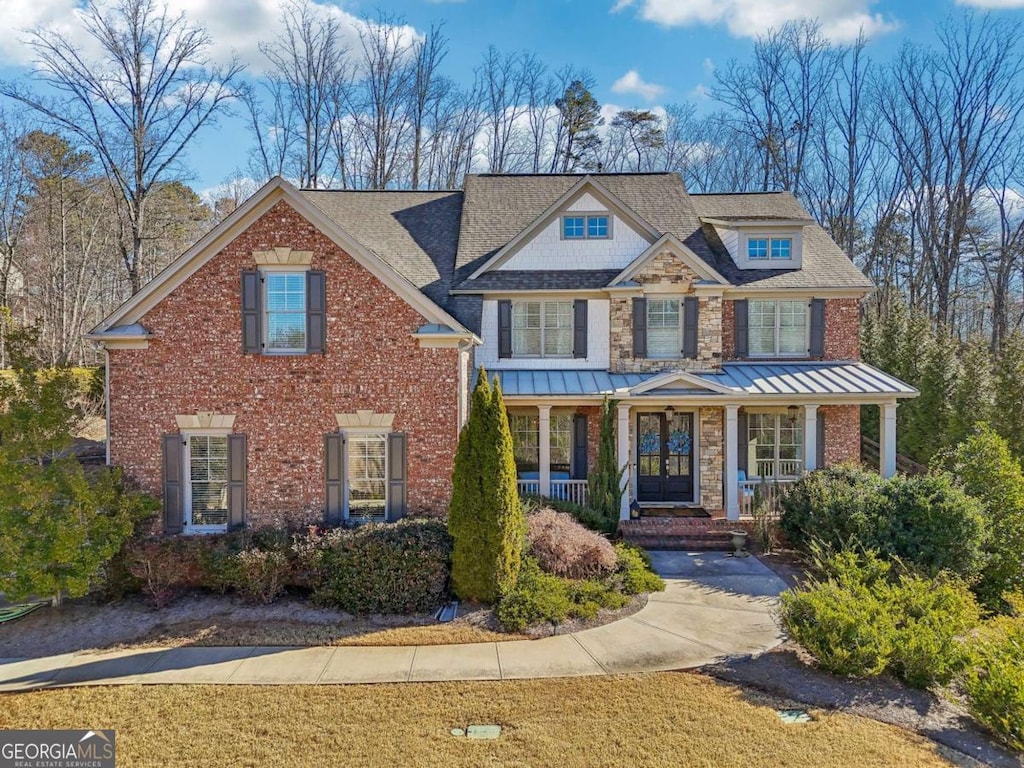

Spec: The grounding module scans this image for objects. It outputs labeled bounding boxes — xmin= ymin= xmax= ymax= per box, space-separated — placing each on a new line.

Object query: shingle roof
xmin=455 ymin=270 xmax=621 ymax=292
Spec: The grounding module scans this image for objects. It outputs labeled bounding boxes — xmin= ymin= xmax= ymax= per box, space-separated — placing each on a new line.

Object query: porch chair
xmin=737 ymin=468 xmax=755 ymax=516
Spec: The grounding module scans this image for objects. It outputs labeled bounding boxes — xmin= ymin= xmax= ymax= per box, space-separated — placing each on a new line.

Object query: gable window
xmin=509 ymin=412 xmax=573 ymax=475
xmin=748 ymin=412 xmax=803 ymax=478
xmin=347 ymin=433 xmax=387 ymax=523
xmin=562 ymin=214 xmax=610 ymax=240
xmin=749 ymin=299 xmax=808 ymax=356
xmin=186 ymin=435 xmax=229 ymax=533
xmin=747 ymin=237 xmax=793 ymax=261
xmin=265 ymin=272 xmax=307 ymax=352
xmin=646 ymin=299 xmax=682 ymax=358
xmin=512 ymin=300 xmax=573 ymax=357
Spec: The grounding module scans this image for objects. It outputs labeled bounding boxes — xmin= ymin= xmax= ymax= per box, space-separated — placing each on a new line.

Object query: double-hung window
xmin=347 ymin=433 xmax=388 ymax=522
xmin=747 ymin=412 xmax=803 ymax=478
xmin=265 ymin=272 xmax=307 ymax=352
xmin=186 ymin=435 xmax=229 ymax=533
xmin=747 ymin=237 xmax=793 ymax=261
xmin=646 ymin=299 xmax=682 ymax=358
xmin=562 ymin=214 xmax=610 ymax=240
xmin=509 ymin=412 xmax=573 ymax=475
xmin=512 ymin=301 xmax=573 ymax=357
xmin=748 ymin=299 xmax=808 ymax=356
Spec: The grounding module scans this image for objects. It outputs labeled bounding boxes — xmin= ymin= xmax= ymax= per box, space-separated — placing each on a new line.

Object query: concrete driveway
xmin=0 ymin=553 xmax=787 ymax=691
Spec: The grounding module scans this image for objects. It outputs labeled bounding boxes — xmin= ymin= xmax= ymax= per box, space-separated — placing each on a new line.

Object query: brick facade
xmin=822 ymin=404 xmax=862 ymax=467
xmin=108 ymin=200 xmax=460 ymax=530
xmin=722 ymin=297 xmax=861 ymax=360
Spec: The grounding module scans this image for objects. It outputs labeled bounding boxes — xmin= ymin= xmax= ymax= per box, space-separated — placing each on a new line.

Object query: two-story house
xmin=86 ymin=173 xmax=915 ymax=536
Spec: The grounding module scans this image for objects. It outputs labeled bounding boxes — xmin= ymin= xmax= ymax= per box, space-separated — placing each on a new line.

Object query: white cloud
xmin=690 ymin=83 xmax=711 ymax=99
xmin=616 ymin=0 xmax=899 ymax=43
xmin=611 ymin=69 xmax=666 ymax=101
xmin=0 ymin=0 xmax=423 ymax=75
xmin=955 ymin=0 xmax=1024 ymax=7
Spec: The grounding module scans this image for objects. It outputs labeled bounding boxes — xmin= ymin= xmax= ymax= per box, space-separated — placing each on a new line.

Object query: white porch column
xmin=538 ymin=405 xmax=552 ymax=497
xmin=880 ymin=402 xmax=898 ymax=478
xmin=803 ymin=404 xmax=819 ymax=472
xmin=617 ymin=403 xmax=631 ymax=521
xmin=725 ymin=405 xmax=740 ymax=521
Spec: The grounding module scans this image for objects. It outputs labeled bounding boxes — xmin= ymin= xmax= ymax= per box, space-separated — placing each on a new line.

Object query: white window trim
xmin=509 ymin=409 xmax=576 ymax=476
xmin=343 ymin=428 xmax=391 ymax=523
xmin=511 ymin=300 xmax=575 ymax=359
xmin=262 ymin=266 xmax=307 ymax=355
xmin=560 ymin=212 xmax=613 ymax=241
xmin=645 ymin=296 xmax=684 ymax=360
xmin=747 ymin=299 xmax=811 ymax=358
xmin=736 ymin=230 xmax=803 ymax=269
xmin=181 ymin=429 xmax=232 ymax=535
xmin=747 ymin=410 xmax=804 ymax=480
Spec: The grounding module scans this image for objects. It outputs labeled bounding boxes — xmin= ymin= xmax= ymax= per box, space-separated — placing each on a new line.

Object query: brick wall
xmin=722 ymin=297 xmax=861 ymax=360
xmin=108 ymin=200 xmax=461 ymax=530
xmin=822 ymin=404 xmax=861 ymax=467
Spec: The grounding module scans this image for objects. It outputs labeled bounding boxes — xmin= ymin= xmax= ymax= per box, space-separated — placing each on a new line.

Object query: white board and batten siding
xmin=498 ymin=194 xmax=650 ymax=272
xmin=477 ymin=298 xmax=611 ymax=370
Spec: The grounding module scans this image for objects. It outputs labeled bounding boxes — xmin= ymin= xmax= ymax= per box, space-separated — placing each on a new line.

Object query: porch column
xmin=617 ymin=403 xmax=631 ymax=521
xmin=803 ymin=404 xmax=819 ymax=472
xmin=538 ymin=405 xmax=552 ymax=497
xmin=725 ymin=404 xmax=740 ymax=521
xmin=880 ymin=402 xmax=898 ymax=478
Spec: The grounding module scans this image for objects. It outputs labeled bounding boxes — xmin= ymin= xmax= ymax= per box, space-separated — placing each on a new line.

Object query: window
xmin=509 ymin=412 xmax=573 ymax=475
xmin=187 ymin=435 xmax=229 ymax=532
xmin=562 ymin=214 xmax=610 ymax=239
xmin=348 ymin=433 xmax=387 ymax=522
xmin=747 ymin=237 xmax=793 ymax=260
xmin=747 ymin=412 xmax=803 ymax=478
xmin=512 ymin=301 xmax=573 ymax=357
xmin=646 ymin=299 xmax=682 ymax=358
xmin=748 ymin=299 xmax=808 ymax=356
xmin=265 ymin=272 xmax=306 ymax=352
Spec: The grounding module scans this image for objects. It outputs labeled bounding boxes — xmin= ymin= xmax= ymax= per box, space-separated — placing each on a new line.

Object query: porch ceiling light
xmin=664 ymin=405 xmax=676 ymax=413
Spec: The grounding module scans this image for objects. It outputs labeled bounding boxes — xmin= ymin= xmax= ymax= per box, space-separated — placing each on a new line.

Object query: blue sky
xmin=1 ymin=0 xmax=1022 ymax=193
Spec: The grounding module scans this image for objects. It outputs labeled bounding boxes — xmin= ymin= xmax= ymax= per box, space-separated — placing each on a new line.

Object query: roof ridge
xmin=690 ymin=191 xmax=788 ymax=197
xmin=299 ymin=188 xmax=462 ymax=194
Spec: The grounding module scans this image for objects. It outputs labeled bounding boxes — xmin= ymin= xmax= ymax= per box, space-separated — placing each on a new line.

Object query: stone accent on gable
xmin=609 ymin=250 xmax=723 ymax=373
xmin=108 ymin=199 xmax=461 ymax=530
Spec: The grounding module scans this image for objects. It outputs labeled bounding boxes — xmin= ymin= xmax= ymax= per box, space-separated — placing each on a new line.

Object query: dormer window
xmin=562 ymin=214 xmax=610 ymax=240
xmin=747 ymin=237 xmax=793 ymax=261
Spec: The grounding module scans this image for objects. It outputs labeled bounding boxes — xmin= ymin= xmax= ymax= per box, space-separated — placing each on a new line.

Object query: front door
xmin=636 ymin=412 xmax=695 ymax=503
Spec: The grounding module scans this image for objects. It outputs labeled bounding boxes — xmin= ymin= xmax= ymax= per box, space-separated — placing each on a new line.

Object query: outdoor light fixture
xmin=787 ymin=405 xmax=799 ymax=424
xmin=664 ymin=405 xmax=676 ymax=413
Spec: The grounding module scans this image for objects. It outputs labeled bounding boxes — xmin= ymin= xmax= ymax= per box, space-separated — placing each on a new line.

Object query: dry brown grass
xmin=0 ymin=673 xmax=956 ymax=767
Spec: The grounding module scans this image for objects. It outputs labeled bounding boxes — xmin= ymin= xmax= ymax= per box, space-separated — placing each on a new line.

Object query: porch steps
xmin=638 ymin=506 xmax=711 ymax=519
xmin=619 ymin=517 xmax=753 ymax=551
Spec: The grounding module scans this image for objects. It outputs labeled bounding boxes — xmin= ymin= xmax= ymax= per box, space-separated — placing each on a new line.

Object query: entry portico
xmin=493 ymin=361 xmax=916 ymax=522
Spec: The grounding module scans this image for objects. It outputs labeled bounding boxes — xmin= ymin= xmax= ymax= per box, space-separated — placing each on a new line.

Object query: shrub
xmin=126 ymin=536 xmax=210 ymax=607
xmin=941 ymin=426 xmax=1024 ymax=610
xmin=495 ymin=559 xmax=574 ymax=631
xmin=781 ymin=550 xmax=980 ymax=686
xmin=873 ymin=473 xmax=987 ymax=579
xmin=313 ymin=518 xmax=452 ymax=614
xmin=961 ymin=594 xmax=1024 ymax=751
xmin=526 ymin=508 xmax=617 ymax=579
xmin=533 ymin=496 xmax=618 ymax=536
xmin=566 ymin=579 xmax=630 ymax=618
xmin=232 ymin=548 xmax=288 ymax=604
xmin=588 ymin=397 xmax=625 ymax=528
xmin=779 ymin=465 xmax=884 ymax=553
xmin=613 ymin=542 xmax=666 ymax=595
xmin=448 ymin=369 xmax=524 ymax=603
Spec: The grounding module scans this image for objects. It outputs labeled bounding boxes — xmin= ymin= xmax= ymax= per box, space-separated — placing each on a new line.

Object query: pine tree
xmin=448 ymin=368 xmax=523 ymax=603
xmin=995 ymin=332 xmax=1024 ymax=463
xmin=588 ymin=397 xmax=625 ymax=527
xmin=905 ymin=329 xmax=957 ymax=462
xmin=948 ymin=338 xmax=994 ymax=449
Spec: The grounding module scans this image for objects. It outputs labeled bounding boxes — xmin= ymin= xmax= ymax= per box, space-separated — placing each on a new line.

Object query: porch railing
xmin=739 ymin=477 xmax=799 ymax=518
xmin=516 ymin=478 xmax=589 ymax=506
xmin=754 ymin=458 xmax=803 ymax=479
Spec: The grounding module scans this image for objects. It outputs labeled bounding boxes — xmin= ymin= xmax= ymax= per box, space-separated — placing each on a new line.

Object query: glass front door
xmin=636 ymin=412 xmax=695 ymax=503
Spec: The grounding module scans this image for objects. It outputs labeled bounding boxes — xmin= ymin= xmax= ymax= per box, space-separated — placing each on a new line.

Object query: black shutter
xmin=572 ymin=413 xmax=588 ymax=480
xmin=573 ymin=299 xmax=588 ymax=359
xmin=306 ymin=270 xmax=326 ymax=354
xmin=387 ymin=432 xmax=408 ymax=521
xmin=816 ymin=410 xmax=826 ymax=469
xmin=162 ymin=434 xmax=184 ymax=535
xmin=683 ymin=297 xmax=699 ymax=358
xmin=809 ymin=298 xmax=826 ymax=357
xmin=324 ymin=433 xmax=344 ymax=525
xmin=632 ymin=297 xmax=647 ymax=358
xmin=498 ymin=300 xmax=512 ymax=359
xmin=241 ymin=270 xmax=262 ymax=354
xmin=227 ymin=434 xmax=247 ymax=530
xmin=734 ymin=299 xmax=749 ymax=358
xmin=737 ymin=410 xmax=748 ymax=476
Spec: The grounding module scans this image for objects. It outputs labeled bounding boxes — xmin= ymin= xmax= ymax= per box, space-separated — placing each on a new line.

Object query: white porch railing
xmin=516 ymin=479 xmax=589 ymax=506
xmin=754 ymin=458 xmax=803 ymax=478
xmin=739 ymin=477 xmax=799 ymax=518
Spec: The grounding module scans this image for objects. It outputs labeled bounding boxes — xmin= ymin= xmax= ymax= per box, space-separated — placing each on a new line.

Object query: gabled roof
xmin=627 ymin=369 xmax=737 ymax=395
xmin=89 ymin=177 xmax=478 ymax=340
xmin=612 ymin=233 xmax=729 ymax=286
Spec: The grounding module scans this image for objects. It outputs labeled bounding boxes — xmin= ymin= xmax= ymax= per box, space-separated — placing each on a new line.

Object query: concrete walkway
xmin=0 ymin=552 xmax=786 ymax=692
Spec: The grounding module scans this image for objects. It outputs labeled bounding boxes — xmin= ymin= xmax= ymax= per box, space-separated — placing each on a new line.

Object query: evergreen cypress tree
xmin=588 ymin=397 xmax=625 ymax=527
xmin=488 ymin=376 xmax=524 ymax=598
xmin=906 ymin=330 xmax=957 ymax=462
xmin=995 ymin=332 xmax=1024 ymax=463
xmin=948 ymin=338 xmax=994 ymax=449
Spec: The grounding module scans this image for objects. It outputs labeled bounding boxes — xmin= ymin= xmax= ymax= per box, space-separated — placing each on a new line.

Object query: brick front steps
xmin=619 ymin=517 xmax=754 ymax=551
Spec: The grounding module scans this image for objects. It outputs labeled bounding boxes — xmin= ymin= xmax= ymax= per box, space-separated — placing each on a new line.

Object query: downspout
xmin=103 ymin=346 xmax=111 ymax=466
